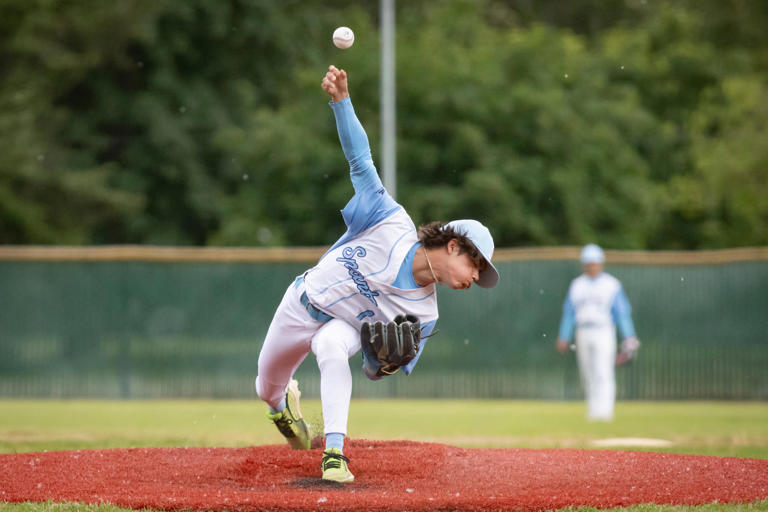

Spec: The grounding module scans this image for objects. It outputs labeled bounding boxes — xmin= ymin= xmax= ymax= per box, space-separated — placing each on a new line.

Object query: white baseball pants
xmin=575 ymin=325 xmax=617 ymax=421
xmin=255 ymin=280 xmax=361 ymax=435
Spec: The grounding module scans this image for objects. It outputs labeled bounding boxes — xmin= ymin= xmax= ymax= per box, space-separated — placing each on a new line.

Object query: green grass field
xmin=2 ymin=400 xmax=767 ymax=512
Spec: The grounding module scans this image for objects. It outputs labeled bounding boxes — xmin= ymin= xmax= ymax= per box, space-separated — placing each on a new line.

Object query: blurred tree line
xmin=1 ymin=0 xmax=766 ymax=249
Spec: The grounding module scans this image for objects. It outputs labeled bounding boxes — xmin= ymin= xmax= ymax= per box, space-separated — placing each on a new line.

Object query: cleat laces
xmin=322 ymin=450 xmax=350 ymax=471
xmin=272 ymin=413 xmax=297 ymax=438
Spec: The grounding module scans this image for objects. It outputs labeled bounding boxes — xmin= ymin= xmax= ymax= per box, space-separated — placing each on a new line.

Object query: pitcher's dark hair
xmin=417 ymin=221 xmax=488 ymax=271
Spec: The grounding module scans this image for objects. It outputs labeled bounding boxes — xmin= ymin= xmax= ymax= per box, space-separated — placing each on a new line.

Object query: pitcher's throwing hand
xmin=321 ymin=65 xmax=348 ymax=103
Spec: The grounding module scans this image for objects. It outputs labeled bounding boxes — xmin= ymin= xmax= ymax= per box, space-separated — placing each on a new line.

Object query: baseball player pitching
xmin=556 ymin=244 xmax=640 ymax=421
xmin=255 ymin=65 xmax=500 ymax=483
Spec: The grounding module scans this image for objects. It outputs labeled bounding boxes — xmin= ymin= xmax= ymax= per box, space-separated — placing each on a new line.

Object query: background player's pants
xmin=255 ymin=280 xmax=360 ymax=435
xmin=575 ymin=325 xmax=617 ymax=421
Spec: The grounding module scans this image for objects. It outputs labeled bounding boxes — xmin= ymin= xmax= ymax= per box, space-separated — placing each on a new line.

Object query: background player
xmin=255 ymin=65 xmax=499 ymax=483
xmin=556 ymin=244 xmax=640 ymax=421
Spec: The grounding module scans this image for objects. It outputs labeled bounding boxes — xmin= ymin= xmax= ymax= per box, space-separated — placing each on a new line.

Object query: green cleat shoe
xmin=266 ymin=379 xmax=311 ymax=450
xmin=321 ymin=448 xmax=354 ymax=483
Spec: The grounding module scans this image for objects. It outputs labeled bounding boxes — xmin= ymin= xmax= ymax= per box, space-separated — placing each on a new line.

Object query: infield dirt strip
xmin=2 ymin=440 xmax=767 ymax=511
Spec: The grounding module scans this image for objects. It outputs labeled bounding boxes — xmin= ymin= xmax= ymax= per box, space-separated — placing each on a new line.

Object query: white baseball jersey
xmin=558 ymin=272 xmax=636 ymax=339
xmin=570 ymin=273 xmax=621 ymax=329
xmin=304 ymin=207 xmax=439 ymax=329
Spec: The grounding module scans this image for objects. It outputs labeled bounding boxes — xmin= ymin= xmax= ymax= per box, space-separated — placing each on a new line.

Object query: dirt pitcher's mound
xmin=2 ymin=440 xmax=767 ymax=511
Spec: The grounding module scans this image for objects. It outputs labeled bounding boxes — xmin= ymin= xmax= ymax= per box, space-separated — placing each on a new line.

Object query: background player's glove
xmin=360 ymin=314 xmax=421 ymax=379
xmin=616 ymin=337 xmax=641 ymax=366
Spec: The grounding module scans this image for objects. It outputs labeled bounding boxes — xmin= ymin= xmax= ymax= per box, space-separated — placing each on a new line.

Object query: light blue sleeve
xmin=402 ymin=320 xmax=437 ymax=375
xmin=611 ymin=287 xmax=637 ymax=338
xmin=558 ymin=296 xmax=576 ymax=341
xmin=328 ymin=97 xmax=400 ymax=238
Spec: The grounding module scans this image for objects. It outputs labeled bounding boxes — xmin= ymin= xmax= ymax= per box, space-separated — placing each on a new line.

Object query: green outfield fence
xmin=0 ymin=246 xmax=766 ymax=400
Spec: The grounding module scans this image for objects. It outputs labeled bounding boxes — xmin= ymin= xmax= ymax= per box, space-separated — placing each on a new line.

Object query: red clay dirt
xmin=1 ymin=440 xmax=767 ymax=511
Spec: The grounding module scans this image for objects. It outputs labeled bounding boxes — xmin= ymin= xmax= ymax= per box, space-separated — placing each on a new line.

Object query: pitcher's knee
xmin=255 ymin=376 xmax=283 ymax=408
xmin=312 ymin=319 xmax=359 ymax=362
xmin=315 ymin=342 xmax=349 ymax=369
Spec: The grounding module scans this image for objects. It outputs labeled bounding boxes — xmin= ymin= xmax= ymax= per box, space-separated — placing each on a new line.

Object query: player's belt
xmin=577 ymin=321 xmax=609 ymax=329
xmin=300 ymin=291 xmax=334 ymax=323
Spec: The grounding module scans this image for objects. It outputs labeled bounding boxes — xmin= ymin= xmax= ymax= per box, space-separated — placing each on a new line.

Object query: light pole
xmin=380 ymin=0 xmax=396 ymax=199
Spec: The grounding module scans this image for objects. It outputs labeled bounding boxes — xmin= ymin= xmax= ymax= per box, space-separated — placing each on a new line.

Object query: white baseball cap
xmin=444 ymin=219 xmax=500 ymax=288
xmin=580 ymin=243 xmax=605 ymax=264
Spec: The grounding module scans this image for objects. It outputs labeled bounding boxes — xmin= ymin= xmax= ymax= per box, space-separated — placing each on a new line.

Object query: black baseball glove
xmin=360 ymin=314 xmax=421 ymax=379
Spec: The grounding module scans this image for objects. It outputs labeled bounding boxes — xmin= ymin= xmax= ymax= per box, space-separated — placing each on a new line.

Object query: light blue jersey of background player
xmin=556 ymin=244 xmax=639 ymax=421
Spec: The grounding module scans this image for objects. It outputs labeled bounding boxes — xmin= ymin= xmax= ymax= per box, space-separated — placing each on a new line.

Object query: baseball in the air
xmin=333 ymin=26 xmax=354 ymax=49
